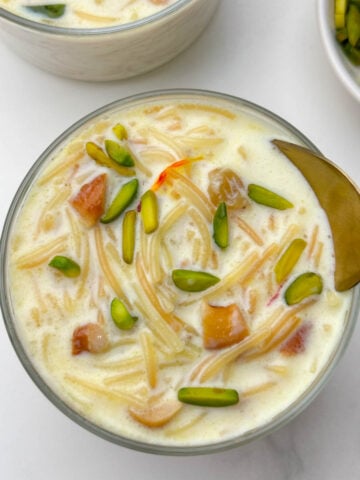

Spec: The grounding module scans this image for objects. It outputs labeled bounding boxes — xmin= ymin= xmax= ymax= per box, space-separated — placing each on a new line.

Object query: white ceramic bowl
xmin=318 ymin=0 xmax=360 ymax=101
xmin=0 ymin=0 xmax=219 ymax=81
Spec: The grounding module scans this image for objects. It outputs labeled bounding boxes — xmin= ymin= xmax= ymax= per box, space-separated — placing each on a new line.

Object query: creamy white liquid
xmin=1 ymin=0 xmax=178 ymax=27
xmin=7 ymin=96 xmax=352 ymax=447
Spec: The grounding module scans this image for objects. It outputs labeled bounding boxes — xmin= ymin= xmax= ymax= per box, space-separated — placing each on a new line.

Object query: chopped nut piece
xmin=72 ymin=323 xmax=109 ymax=355
xmin=284 ymin=272 xmax=323 ymax=305
xmin=274 ymin=238 xmax=307 ymax=284
xmin=280 ymin=323 xmax=312 ymax=356
xmin=129 ymin=398 xmax=182 ymax=428
xmin=70 ymin=174 xmax=107 ymax=227
xmin=248 ymin=184 xmax=293 ymax=210
xmin=202 ymin=303 xmax=249 ymax=349
xmin=49 ymin=255 xmax=81 ymax=278
xmin=101 ymin=178 xmax=138 ymax=224
xmin=178 ymin=387 xmax=239 ymax=407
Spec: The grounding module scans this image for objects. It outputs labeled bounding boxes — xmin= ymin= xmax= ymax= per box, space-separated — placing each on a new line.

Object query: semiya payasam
xmin=7 ymin=97 xmax=352 ymax=446
xmin=0 ymin=0 xmax=178 ymax=27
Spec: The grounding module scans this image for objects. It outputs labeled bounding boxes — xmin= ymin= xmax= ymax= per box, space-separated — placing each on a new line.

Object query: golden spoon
xmin=272 ymin=139 xmax=360 ymax=292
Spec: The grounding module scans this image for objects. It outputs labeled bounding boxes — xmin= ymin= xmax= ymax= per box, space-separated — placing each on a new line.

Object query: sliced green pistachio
xmin=284 ymin=272 xmax=323 ymax=305
xmin=26 ymin=4 xmax=66 ymax=18
xmin=178 ymin=387 xmax=239 ymax=407
xmin=122 ymin=210 xmax=136 ymax=264
xmin=105 ymin=140 xmax=134 ymax=167
xmin=248 ymin=184 xmax=293 ymax=210
xmin=49 ymin=256 xmax=80 ymax=277
xmin=110 ymin=298 xmax=137 ymax=330
xmin=347 ymin=4 xmax=360 ymax=47
xmin=86 ymin=142 xmax=135 ymax=177
xmin=112 ymin=123 xmax=128 ymax=141
xmin=140 ymin=190 xmax=159 ymax=234
xmin=213 ymin=202 xmax=229 ymax=249
xmin=172 ymin=269 xmax=220 ymax=292
xmin=101 ymin=179 xmax=138 ymax=224
xmin=275 ymin=238 xmax=307 ymax=284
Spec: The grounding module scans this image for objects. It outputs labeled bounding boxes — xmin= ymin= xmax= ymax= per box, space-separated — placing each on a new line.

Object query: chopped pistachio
xmin=284 ymin=272 xmax=323 ymax=305
xmin=213 ymin=202 xmax=229 ymax=249
xmin=49 ymin=256 xmax=81 ymax=277
xmin=86 ymin=142 xmax=135 ymax=177
xmin=140 ymin=190 xmax=158 ymax=234
xmin=105 ymin=140 xmax=134 ymax=167
xmin=101 ymin=179 xmax=138 ymax=224
xmin=248 ymin=184 xmax=293 ymax=210
xmin=112 ymin=123 xmax=128 ymax=141
xmin=122 ymin=210 xmax=136 ymax=264
xmin=172 ymin=269 xmax=220 ymax=292
xmin=110 ymin=298 xmax=137 ymax=330
xmin=178 ymin=387 xmax=239 ymax=407
xmin=274 ymin=238 xmax=307 ymax=284
xmin=26 ymin=4 xmax=66 ymax=18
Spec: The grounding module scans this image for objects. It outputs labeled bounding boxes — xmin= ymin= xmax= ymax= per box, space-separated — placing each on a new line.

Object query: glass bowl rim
xmin=0 ymin=0 xmax=193 ymax=36
xmin=1 ymin=88 xmax=359 ymax=456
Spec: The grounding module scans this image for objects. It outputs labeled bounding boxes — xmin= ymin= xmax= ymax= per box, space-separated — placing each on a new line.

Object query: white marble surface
xmin=0 ymin=1 xmax=359 ymax=478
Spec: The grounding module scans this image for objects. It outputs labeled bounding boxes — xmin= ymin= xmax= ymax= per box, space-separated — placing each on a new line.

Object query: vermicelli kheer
xmin=7 ymin=96 xmax=352 ymax=446
xmin=0 ymin=1 xmax=178 ymax=27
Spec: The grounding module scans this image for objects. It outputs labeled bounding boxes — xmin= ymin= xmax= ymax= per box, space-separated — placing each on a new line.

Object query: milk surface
xmin=7 ymin=96 xmax=352 ymax=446
xmin=1 ymin=0 xmax=178 ymax=27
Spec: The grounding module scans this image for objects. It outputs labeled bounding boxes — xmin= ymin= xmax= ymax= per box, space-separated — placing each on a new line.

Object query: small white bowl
xmin=318 ymin=0 xmax=360 ymax=101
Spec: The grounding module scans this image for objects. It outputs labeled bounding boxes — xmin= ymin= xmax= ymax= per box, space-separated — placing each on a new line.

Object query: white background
xmin=1 ymin=1 xmax=359 ymax=479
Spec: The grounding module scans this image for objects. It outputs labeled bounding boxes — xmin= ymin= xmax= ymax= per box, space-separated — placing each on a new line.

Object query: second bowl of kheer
xmin=0 ymin=1 xmax=219 ymax=80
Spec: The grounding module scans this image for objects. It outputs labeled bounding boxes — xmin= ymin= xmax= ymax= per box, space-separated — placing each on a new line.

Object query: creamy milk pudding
xmin=1 ymin=0 xmax=177 ymax=27
xmin=5 ymin=94 xmax=352 ymax=448
xmin=0 ymin=0 xmax=219 ymax=80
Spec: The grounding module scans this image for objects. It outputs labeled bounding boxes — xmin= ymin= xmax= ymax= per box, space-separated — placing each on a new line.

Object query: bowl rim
xmin=1 ymin=88 xmax=359 ymax=455
xmin=317 ymin=0 xmax=360 ymax=102
xmin=0 ymin=0 xmax=193 ymax=36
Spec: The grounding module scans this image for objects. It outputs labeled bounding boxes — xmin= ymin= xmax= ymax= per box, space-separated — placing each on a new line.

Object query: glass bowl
xmin=1 ymin=89 xmax=358 ymax=455
xmin=0 ymin=0 xmax=219 ymax=81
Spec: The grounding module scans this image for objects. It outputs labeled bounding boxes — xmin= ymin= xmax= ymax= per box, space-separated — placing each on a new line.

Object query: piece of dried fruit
xmin=72 ymin=323 xmax=109 ymax=355
xmin=178 ymin=387 xmax=239 ymax=407
xmin=105 ymin=140 xmax=134 ymax=167
xmin=284 ymin=272 xmax=323 ymax=305
xmin=128 ymin=399 xmax=182 ymax=428
xmin=213 ymin=202 xmax=229 ymax=249
xmin=110 ymin=298 xmax=137 ymax=330
xmin=274 ymin=238 xmax=307 ymax=284
xmin=140 ymin=190 xmax=159 ymax=234
xmin=248 ymin=184 xmax=293 ymax=210
xmin=70 ymin=173 xmax=107 ymax=227
xmin=280 ymin=323 xmax=312 ymax=355
xmin=172 ymin=269 xmax=220 ymax=292
xmin=101 ymin=178 xmax=138 ymax=224
xmin=48 ymin=256 xmax=81 ymax=278
xmin=202 ymin=303 xmax=249 ymax=349
xmin=208 ymin=168 xmax=248 ymax=210
xmin=86 ymin=142 xmax=135 ymax=177
xmin=122 ymin=210 xmax=136 ymax=264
